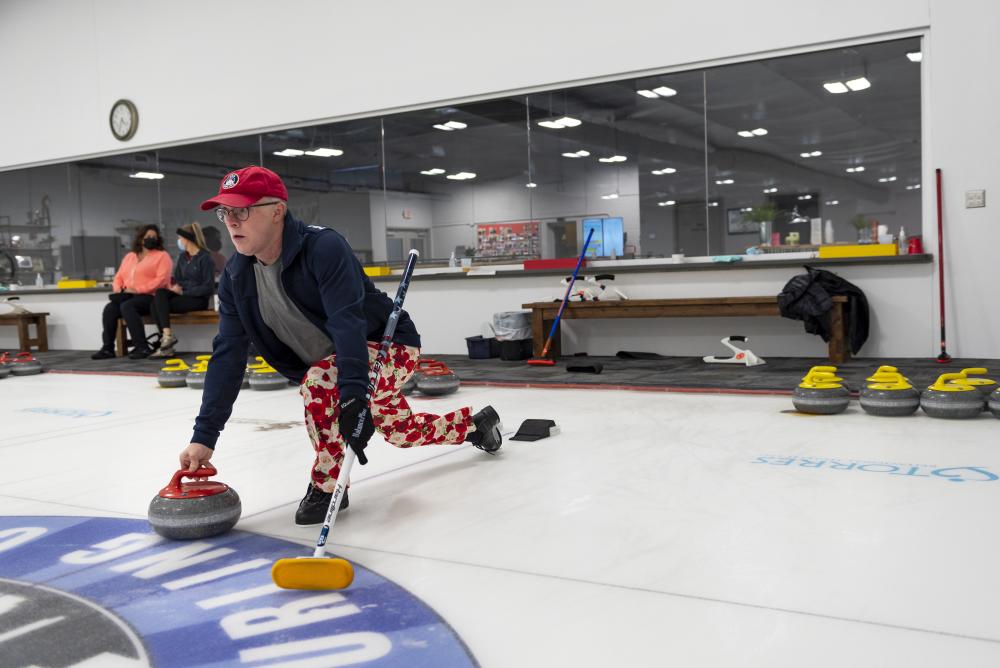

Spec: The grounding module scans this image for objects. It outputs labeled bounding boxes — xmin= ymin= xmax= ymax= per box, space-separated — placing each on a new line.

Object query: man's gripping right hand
xmin=180 ymin=443 xmax=214 ymax=472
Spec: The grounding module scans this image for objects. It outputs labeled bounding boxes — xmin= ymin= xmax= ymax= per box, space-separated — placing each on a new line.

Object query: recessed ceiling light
xmin=304 ymin=148 xmax=344 ymax=157
xmin=907 ymin=51 xmax=923 ymax=62
xmin=825 ymin=200 xmax=839 ymax=205
xmin=657 ymin=200 xmax=676 ymax=206
xmin=420 ymin=168 xmax=445 ymax=175
xmin=751 ymin=128 xmax=768 ymax=136
xmin=539 ymin=116 xmax=582 ymax=129
xmin=708 ymin=201 xmax=719 ymax=207
xmin=741 ymin=207 xmax=753 ymax=213
xmin=525 ymin=182 xmax=537 ymax=188
xmin=800 ymin=150 xmax=823 ymax=158
xmin=714 ymin=179 xmax=734 ymax=185
xmin=637 ymin=89 xmax=659 ymax=98
xmin=598 ymin=155 xmax=627 ymax=163
xmin=878 ymin=176 xmax=898 ymax=183
xmin=273 ymin=148 xmax=304 ymax=157
xmin=797 ymin=194 xmax=813 ymax=200
xmin=823 ymin=81 xmax=850 ymax=94
xmin=846 ymin=166 xmax=866 ymax=173
xmin=737 ymin=130 xmax=755 ymax=138
xmin=905 ymin=184 xmax=921 ymax=190
xmin=762 ymin=187 xmax=778 ymax=194
xmin=652 ymin=86 xmax=677 ymax=97
xmin=444 ymin=121 xmax=467 ymax=130
xmin=129 ymin=171 xmax=164 ymax=179
xmin=446 ymin=172 xmax=477 ymax=180
xmin=845 ymin=77 xmax=871 ymax=91
xmin=601 ymin=193 xmax=619 ymax=200
xmin=561 ymin=150 xmax=590 ymax=159
xmin=651 ymin=167 xmax=677 ymax=175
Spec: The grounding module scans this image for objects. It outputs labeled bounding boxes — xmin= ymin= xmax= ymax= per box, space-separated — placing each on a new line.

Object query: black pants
xmin=100 ymin=293 xmax=153 ymax=351
xmin=152 ymin=288 xmax=210 ymax=330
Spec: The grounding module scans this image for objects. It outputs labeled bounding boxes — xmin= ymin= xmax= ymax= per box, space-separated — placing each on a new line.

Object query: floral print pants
xmin=300 ymin=343 xmax=473 ymax=491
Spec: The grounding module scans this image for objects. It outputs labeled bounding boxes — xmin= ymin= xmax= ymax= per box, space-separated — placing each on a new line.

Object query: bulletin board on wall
xmin=475 ymin=221 xmax=540 ymax=258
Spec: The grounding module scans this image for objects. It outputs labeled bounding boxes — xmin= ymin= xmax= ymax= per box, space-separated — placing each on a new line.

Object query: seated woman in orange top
xmin=91 ymin=224 xmax=173 ymax=359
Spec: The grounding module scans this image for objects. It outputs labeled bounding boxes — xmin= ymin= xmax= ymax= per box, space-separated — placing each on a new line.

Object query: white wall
xmin=3 ymin=0 xmax=998 ymax=357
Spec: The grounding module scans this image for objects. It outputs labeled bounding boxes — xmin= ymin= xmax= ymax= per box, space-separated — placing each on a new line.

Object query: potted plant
xmin=850 ymin=214 xmax=871 ymax=243
xmin=743 ymin=204 xmax=779 ymax=245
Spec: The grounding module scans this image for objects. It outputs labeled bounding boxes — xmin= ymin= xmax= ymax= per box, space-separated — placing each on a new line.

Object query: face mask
xmin=177 ymin=238 xmax=187 ymax=252
xmin=142 ymin=237 xmax=158 ymax=250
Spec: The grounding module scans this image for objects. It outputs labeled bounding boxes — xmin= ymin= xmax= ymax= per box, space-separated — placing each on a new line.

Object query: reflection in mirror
xmin=705 ymin=37 xmax=921 ymax=257
xmin=0 ymin=36 xmax=922 ymax=282
xmin=383 ymin=98 xmax=531 ymax=265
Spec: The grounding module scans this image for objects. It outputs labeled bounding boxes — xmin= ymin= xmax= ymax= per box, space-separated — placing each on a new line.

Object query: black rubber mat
xmin=18 ymin=350 xmax=1000 ymax=395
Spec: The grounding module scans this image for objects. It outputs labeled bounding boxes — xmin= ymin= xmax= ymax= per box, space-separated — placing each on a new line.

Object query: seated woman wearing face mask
xmin=91 ymin=224 xmax=173 ymax=360
xmin=149 ymin=223 xmax=216 ymax=358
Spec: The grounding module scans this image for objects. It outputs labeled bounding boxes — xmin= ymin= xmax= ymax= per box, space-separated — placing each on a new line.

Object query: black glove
xmin=338 ymin=395 xmax=374 ymax=465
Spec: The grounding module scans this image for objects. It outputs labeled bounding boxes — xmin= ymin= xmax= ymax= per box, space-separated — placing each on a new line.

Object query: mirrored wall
xmin=0 ymin=37 xmax=921 ymax=286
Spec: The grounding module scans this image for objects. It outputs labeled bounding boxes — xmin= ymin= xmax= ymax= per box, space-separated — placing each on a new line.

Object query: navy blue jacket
xmin=172 ymin=250 xmax=215 ymax=297
xmin=192 ymin=213 xmax=420 ymax=449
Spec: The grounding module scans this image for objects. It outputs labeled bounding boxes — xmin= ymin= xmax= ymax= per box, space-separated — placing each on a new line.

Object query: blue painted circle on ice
xmin=0 ymin=517 xmax=478 ymax=667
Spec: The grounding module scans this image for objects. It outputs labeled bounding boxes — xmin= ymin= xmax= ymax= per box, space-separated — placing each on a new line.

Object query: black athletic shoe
xmin=294 ymin=484 xmax=349 ymax=526
xmin=91 ymin=348 xmax=115 ymax=360
xmin=128 ymin=347 xmax=152 ymax=359
xmin=467 ymin=405 xmax=502 ymax=454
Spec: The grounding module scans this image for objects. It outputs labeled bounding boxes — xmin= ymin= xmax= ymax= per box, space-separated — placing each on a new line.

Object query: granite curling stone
xmin=147 ymin=466 xmax=241 ymax=540
xmin=248 ymin=356 xmax=286 ymax=391
xmin=186 ymin=355 xmax=211 ymax=389
xmin=793 ymin=366 xmax=850 ymax=415
xmin=9 ymin=352 xmax=43 ymax=376
xmin=401 ymin=374 xmax=418 ymax=396
xmin=921 ymin=373 xmax=984 ymax=419
xmin=157 ymin=358 xmax=190 ymax=388
xmin=859 ymin=369 xmax=920 ymax=417
xmin=415 ymin=359 xmax=460 ymax=396
xmin=988 ymin=387 xmax=1000 ymax=419
xmin=0 ymin=363 xmax=9 ymax=379
xmin=951 ymin=367 xmax=997 ymax=402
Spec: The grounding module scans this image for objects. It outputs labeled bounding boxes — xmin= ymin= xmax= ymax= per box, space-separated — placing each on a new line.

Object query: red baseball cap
xmin=200 ymin=166 xmax=289 ymax=210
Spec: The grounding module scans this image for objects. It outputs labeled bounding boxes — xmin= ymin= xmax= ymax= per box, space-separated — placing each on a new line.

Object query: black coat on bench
xmin=777 ymin=267 xmax=869 ymax=354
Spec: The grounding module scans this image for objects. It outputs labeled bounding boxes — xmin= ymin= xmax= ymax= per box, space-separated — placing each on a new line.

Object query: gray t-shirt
xmin=253 ymin=258 xmax=334 ymax=365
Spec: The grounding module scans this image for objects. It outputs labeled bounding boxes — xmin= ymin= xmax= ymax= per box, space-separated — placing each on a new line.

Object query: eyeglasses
xmin=214 ymin=202 xmax=280 ymax=223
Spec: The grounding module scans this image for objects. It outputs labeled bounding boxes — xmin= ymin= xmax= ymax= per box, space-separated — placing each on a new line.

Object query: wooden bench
xmin=520 ymin=296 xmax=851 ymax=363
xmin=115 ymin=310 xmax=219 ymax=357
xmin=0 ymin=312 xmax=49 ymax=352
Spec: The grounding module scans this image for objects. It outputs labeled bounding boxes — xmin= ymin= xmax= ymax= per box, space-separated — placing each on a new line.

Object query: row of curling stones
xmin=0 ymin=351 xmax=44 ymax=377
xmin=158 ymin=355 xmax=287 ymax=390
xmin=401 ymin=358 xmax=460 ymax=396
xmin=795 ymin=364 xmax=999 ymax=419
xmin=148 ymin=465 xmax=241 ymax=540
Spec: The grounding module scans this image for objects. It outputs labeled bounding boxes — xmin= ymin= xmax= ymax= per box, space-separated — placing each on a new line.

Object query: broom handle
xmin=935 ymin=167 xmax=948 ymax=355
xmin=314 ymin=249 xmax=420 ymax=558
xmin=539 ymin=227 xmax=596 ymax=358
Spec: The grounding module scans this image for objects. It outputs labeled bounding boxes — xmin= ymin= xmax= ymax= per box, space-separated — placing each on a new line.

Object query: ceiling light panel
xmin=845 ymin=77 xmax=871 ymax=91
xmin=304 ymin=148 xmax=343 ymax=157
